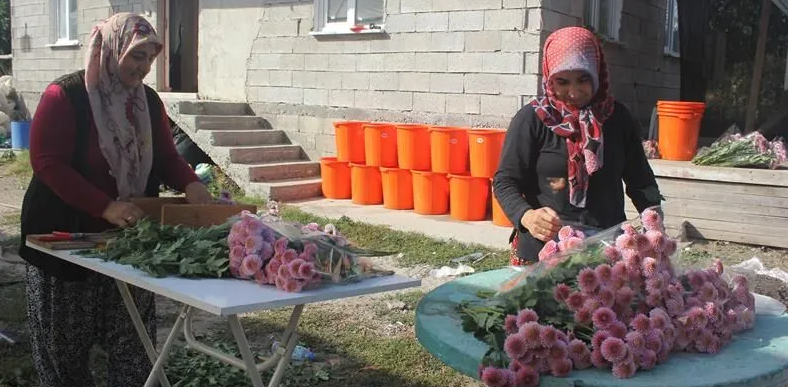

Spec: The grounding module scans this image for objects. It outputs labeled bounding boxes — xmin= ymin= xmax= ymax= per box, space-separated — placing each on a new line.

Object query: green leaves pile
xmin=457 ymin=246 xmax=606 ymax=367
xmin=81 ymin=219 xmax=231 ymax=278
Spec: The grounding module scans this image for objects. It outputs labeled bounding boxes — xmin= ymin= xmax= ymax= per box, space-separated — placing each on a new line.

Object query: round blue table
xmin=416 ymin=269 xmax=788 ymax=387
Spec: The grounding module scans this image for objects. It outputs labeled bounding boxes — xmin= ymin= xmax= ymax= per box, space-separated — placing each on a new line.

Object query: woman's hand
xmin=521 ymin=207 xmax=562 ymax=242
xmin=184 ymin=181 xmax=213 ymax=204
xmin=102 ymin=201 xmax=146 ymax=228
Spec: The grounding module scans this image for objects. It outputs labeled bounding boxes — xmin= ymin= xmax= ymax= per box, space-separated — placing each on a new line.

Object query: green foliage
xmin=81 ymin=219 xmax=231 ymax=278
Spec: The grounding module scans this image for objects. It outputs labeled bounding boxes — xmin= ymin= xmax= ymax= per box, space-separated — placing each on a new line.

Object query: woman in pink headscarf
xmin=493 ymin=27 xmax=663 ymax=266
xmin=20 ymin=13 xmax=212 ymax=386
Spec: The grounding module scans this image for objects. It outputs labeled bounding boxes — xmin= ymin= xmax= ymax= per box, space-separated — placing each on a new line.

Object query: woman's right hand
xmin=521 ymin=207 xmax=562 ymax=242
xmin=101 ymin=201 xmax=146 ymax=228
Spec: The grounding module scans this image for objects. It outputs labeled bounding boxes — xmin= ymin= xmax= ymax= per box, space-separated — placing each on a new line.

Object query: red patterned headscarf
xmin=529 ymin=27 xmax=615 ymax=208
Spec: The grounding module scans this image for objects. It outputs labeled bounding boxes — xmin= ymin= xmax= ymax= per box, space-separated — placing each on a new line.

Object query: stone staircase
xmin=163 ymin=99 xmax=322 ymax=202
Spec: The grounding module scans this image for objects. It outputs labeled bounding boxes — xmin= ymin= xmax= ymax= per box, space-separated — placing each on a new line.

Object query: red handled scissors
xmin=38 ymin=232 xmax=91 ymax=242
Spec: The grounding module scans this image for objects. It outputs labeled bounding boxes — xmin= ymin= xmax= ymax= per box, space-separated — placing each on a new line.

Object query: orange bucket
xmin=319 ymin=157 xmax=351 ymax=199
xmin=380 ymin=167 xmax=413 ymax=210
xmin=491 ymin=186 xmax=512 ymax=227
xmin=364 ymin=123 xmax=398 ymax=167
xmin=449 ymin=174 xmax=490 ymax=221
xmin=334 ymin=121 xmax=366 ymax=163
xmin=411 ymin=170 xmax=449 ymax=215
xmin=657 ymin=111 xmax=702 ymax=161
xmin=429 ymin=126 xmax=469 ymax=174
xmin=350 ymin=164 xmax=382 ymax=205
xmin=396 ymin=124 xmax=431 ymax=171
xmin=468 ymin=129 xmax=506 ymax=178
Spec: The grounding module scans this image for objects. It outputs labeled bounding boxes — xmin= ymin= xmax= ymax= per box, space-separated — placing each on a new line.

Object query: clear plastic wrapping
xmin=692 ymin=125 xmax=787 ymax=169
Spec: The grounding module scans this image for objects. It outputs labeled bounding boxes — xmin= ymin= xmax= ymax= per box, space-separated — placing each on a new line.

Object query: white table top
xmin=27 ymin=242 xmax=421 ymax=316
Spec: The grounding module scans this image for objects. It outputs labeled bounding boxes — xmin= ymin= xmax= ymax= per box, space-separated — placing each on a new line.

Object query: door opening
xmin=164 ymin=0 xmax=198 ymax=93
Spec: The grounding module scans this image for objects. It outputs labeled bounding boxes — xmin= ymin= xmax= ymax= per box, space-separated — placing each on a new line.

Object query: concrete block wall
xmin=245 ymin=0 xmax=544 ymax=159
xmin=540 ymin=0 xmax=680 ymax=127
xmin=10 ymin=0 xmax=159 ymax=113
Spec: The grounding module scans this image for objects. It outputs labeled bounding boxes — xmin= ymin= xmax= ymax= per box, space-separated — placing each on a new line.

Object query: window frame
xmin=584 ymin=0 xmax=623 ymax=42
xmin=312 ymin=0 xmax=386 ymax=36
xmin=664 ymin=0 xmax=680 ymax=57
xmin=49 ymin=0 xmax=79 ymax=47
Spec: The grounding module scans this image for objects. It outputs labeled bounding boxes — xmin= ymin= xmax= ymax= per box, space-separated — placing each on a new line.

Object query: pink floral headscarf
xmin=85 ymin=13 xmax=162 ymax=200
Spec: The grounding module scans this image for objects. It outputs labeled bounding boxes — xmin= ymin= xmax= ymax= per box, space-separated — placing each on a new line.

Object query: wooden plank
xmin=661 ymin=189 xmax=788 ymax=209
xmin=25 ymin=233 xmax=114 ymax=250
xmin=131 ymin=197 xmax=189 ymax=222
xmin=161 ymin=204 xmax=258 ymax=227
xmin=649 ymin=159 xmax=788 ymax=187
xmin=655 ymin=177 xmax=788 ymax=198
xmin=625 ymin=200 xmax=788 ymax=226
xmin=745 ymin=0 xmax=771 ymax=131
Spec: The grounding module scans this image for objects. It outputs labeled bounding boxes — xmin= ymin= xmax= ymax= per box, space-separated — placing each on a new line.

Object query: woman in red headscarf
xmin=493 ymin=26 xmax=663 ymax=265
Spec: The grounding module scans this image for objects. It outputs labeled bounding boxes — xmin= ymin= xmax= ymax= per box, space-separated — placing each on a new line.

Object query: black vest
xmin=19 ymin=70 xmax=162 ymax=281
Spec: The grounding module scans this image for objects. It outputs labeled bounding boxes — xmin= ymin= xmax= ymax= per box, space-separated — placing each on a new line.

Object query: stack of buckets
xmin=656 ymin=100 xmax=705 ymax=161
xmin=320 ymin=121 xmax=514 ymax=227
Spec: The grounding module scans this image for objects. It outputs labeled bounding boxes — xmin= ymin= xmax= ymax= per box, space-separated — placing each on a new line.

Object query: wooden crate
xmin=131 ymin=197 xmax=189 ymax=222
xmin=161 ymin=204 xmax=258 ymax=227
xmin=625 ymin=160 xmax=788 ymax=248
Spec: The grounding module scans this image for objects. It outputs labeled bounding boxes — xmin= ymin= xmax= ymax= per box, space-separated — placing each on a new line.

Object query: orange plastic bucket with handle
xmin=364 ymin=123 xmax=398 ymax=167
xmin=448 ymin=174 xmax=490 ymax=221
xmin=334 ymin=121 xmax=366 ymax=163
xmin=491 ymin=185 xmax=513 ymax=227
xmin=657 ymin=111 xmax=702 ymax=161
xmin=468 ymin=129 xmax=506 ymax=178
xmin=350 ymin=163 xmax=382 ymax=205
xmin=380 ymin=167 xmax=413 ymax=210
xmin=411 ymin=170 xmax=449 ymax=215
xmin=396 ymin=124 xmax=431 ymax=171
xmin=429 ymin=126 xmax=469 ymax=174
xmin=319 ymin=157 xmax=351 ymax=199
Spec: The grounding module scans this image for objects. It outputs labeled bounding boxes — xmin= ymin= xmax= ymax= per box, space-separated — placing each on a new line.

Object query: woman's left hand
xmin=185 ymin=181 xmax=213 ymax=204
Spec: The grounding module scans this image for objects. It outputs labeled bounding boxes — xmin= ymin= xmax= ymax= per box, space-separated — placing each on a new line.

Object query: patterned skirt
xmin=509 ymin=231 xmax=535 ymax=267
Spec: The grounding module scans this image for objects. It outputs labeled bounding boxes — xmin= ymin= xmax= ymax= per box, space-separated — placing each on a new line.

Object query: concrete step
xmin=179 ymin=101 xmax=252 ymax=116
xmin=211 ymin=130 xmax=289 ymax=146
xmin=228 ymin=145 xmax=304 ymax=164
xmin=247 ymin=161 xmax=321 ymax=182
xmin=246 ymin=178 xmax=323 ymax=202
xmin=193 ymin=115 xmax=269 ymax=130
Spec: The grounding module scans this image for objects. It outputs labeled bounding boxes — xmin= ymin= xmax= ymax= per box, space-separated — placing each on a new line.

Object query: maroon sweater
xmin=30 ymin=84 xmax=200 ymax=230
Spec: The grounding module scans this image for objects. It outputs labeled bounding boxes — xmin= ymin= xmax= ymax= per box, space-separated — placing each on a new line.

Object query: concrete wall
xmin=243 ymin=0 xmax=544 ymax=159
xmin=540 ymin=0 xmax=680 ymax=128
xmin=10 ymin=0 xmax=160 ymax=113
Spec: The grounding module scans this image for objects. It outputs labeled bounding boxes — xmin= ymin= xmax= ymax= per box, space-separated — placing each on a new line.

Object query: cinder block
xmin=251 ymin=37 xmax=295 ymax=54
xmin=247 ymin=69 xmax=270 ymax=86
xmin=524 ymin=52 xmax=541 ymax=73
xmin=448 ymin=11 xmax=484 ymax=31
xmin=249 ymin=86 xmax=304 ymax=104
xmin=503 ymin=0 xmax=527 ymax=8
xmin=401 ymin=0 xmax=432 ymax=13
xmin=416 ymin=12 xmax=449 ymax=32
xmin=464 ymin=73 xmax=501 ymax=94
xmin=465 ymin=30 xmax=502 ymax=52
xmin=526 ymin=8 xmax=542 ymax=31
xmin=300 ymin=116 xmax=327 ymax=134
xmin=399 ymin=72 xmax=431 ymax=92
xmin=303 ymin=88 xmax=329 ymax=106
xmin=447 ymin=52 xmax=485 ymax=72
xmin=446 ymin=93 xmax=481 ymax=114
xmin=305 ymin=54 xmax=330 ymax=71
xmin=279 ymin=54 xmax=305 ymax=70
xmin=328 ymin=89 xmax=355 ymax=107
xmin=314 ymin=72 xmax=343 ymax=89
xmin=413 ymin=92 xmax=447 ymax=113
xmin=484 ymin=9 xmax=525 ymax=31
xmin=501 ymin=30 xmax=542 ymax=52
xmin=429 ymin=73 xmax=464 ymax=93
xmin=342 ymin=72 xmax=371 ymax=90
xmin=257 ymin=20 xmax=299 ymax=37
xmin=248 ymin=54 xmax=281 ymax=70
xmin=481 ymin=95 xmax=520 ymax=116
xmin=382 ymin=53 xmax=417 ymax=71
xmin=432 ymin=0 xmax=502 ymax=12
xmin=499 ymin=74 xmax=539 ymax=95
xmin=292 ymin=71 xmax=319 ymax=88
xmin=268 ymin=70 xmax=293 ymax=87
xmin=329 ymin=54 xmax=356 ymax=71
xmin=483 ymin=53 xmax=524 ymax=74
xmin=387 ymin=0 xmax=401 ymax=13
xmin=385 ymin=13 xmax=416 ymax=33
xmin=355 ymin=90 xmax=414 ymax=111
xmin=370 ymin=72 xmax=400 ymax=91
xmin=429 ymin=32 xmax=465 ymax=52
xmin=413 ymin=52 xmax=448 ymax=72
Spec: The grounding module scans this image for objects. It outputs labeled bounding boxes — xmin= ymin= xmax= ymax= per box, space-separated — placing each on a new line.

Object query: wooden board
xmin=649 ymin=159 xmax=788 ymax=187
xmin=25 ymin=233 xmax=115 ymax=250
xmin=131 ymin=197 xmax=189 ymax=222
xmin=655 ymin=177 xmax=788 ymax=199
xmin=161 ymin=204 xmax=258 ymax=227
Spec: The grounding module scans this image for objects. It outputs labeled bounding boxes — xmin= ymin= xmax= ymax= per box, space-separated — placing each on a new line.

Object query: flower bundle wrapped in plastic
xmin=642 ymin=140 xmax=660 ymax=159
xmin=692 ymin=126 xmax=787 ymax=169
xmin=458 ymin=208 xmax=756 ymax=386
xmin=227 ymin=210 xmax=395 ymax=292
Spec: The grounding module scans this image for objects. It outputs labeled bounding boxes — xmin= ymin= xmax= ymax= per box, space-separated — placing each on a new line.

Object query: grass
xmin=374 ymin=290 xmax=425 ymax=326
xmin=0 ymin=151 xmax=32 ymax=181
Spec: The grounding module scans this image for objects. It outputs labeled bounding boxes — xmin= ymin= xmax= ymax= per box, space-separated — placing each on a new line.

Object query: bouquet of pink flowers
xmin=692 ymin=126 xmax=786 ymax=169
xmin=459 ymin=208 xmax=756 ymax=387
xmin=226 ymin=211 xmax=394 ymax=292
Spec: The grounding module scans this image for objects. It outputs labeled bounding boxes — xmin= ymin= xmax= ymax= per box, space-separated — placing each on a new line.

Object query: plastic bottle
xmin=270 ymin=340 xmax=316 ymax=362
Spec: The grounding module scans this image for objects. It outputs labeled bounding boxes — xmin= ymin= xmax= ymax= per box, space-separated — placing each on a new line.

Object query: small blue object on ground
xmin=11 ymin=121 xmax=31 ymax=150
xmin=416 ymin=268 xmax=788 ymax=387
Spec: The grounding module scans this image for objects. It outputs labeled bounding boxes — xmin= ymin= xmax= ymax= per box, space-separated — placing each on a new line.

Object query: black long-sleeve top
xmin=493 ymin=102 xmax=663 ymax=262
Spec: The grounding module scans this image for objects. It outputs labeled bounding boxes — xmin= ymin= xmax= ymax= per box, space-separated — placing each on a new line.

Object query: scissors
xmin=38 ymin=231 xmax=116 ymax=242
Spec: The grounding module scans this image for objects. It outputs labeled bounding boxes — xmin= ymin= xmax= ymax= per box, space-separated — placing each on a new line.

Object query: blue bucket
xmin=11 ymin=121 xmax=31 ymax=150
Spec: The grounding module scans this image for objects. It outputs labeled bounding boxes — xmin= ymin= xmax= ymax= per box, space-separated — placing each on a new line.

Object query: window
xmin=584 ymin=0 xmax=622 ymax=41
xmin=314 ymin=0 xmax=385 ymax=35
xmin=664 ymin=0 xmax=680 ymax=56
xmin=53 ymin=0 xmax=78 ymax=44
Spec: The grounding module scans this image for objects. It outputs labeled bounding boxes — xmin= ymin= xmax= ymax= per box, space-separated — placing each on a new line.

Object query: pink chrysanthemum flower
xmin=549 ymin=341 xmax=568 ymax=360
xmin=230 ymin=245 xmax=246 ymax=262
xmin=685 ymin=297 xmax=702 ymax=309
xmin=612 ymin=358 xmax=637 ymax=379
xmin=601 ymin=337 xmax=628 ymax=363
xmin=698 ymin=282 xmax=719 ymax=302
xmin=732 ymin=275 xmax=749 ymax=289
xmin=687 ymin=271 xmax=705 ymax=290
xmin=713 ymin=258 xmax=724 ymax=275
xmin=553 ymin=283 xmax=571 ymax=302
xmin=297 ymin=262 xmax=315 ymax=279
xmin=592 ymin=330 xmax=611 ymax=349
xmin=274 ymin=275 xmax=286 ymax=290
xmin=645 ymin=275 xmax=667 ymax=294
xmin=538 ymin=240 xmax=559 ymax=261
xmin=281 ymin=248 xmax=298 ymax=264
xmin=259 ymin=241 xmax=274 ymax=260
xmin=630 ymin=314 xmax=651 ymax=332
xmin=620 ymin=222 xmax=638 ymax=235
xmin=604 ymin=246 xmax=621 ymax=262
xmin=637 ymin=349 xmax=657 ymax=370
xmin=583 ymin=298 xmax=601 ymax=312
xmin=564 ymin=237 xmax=584 ymax=251
xmin=244 ymin=234 xmax=264 ymax=254
xmin=557 ymin=225 xmax=576 ymax=241
xmin=665 ymin=298 xmax=683 ymax=317
xmin=574 ymin=307 xmax=593 ymax=325
xmin=504 ymin=315 xmax=519 ymax=335
xmin=514 ymin=365 xmax=539 ymax=387
xmin=645 ymin=292 xmax=663 ymax=308
xmin=616 ymin=286 xmax=635 ymax=308
xmin=591 ymin=349 xmax=610 ymax=369
xmin=636 ymin=234 xmax=652 ymax=255
xmin=519 ymin=322 xmax=541 ymax=348
xmin=592 ymin=307 xmax=617 ymax=330
xmin=694 ymin=328 xmax=714 ymax=353
xmin=574 ymin=353 xmax=593 ymax=370
xmin=566 ymin=292 xmax=586 ymax=311
xmin=621 ymin=248 xmax=640 ymax=266
xmin=568 ymin=339 xmax=589 ymax=360
xmin=253 ymin=269 xmax=267 ymax=285
xmin=556 ymin=330 xmax=569 ymax=344
xmin=625 ymin=331 xmax=646 ymax=350
xmin=284 ymin=278 xmax=303 ymax=293
xmin=609 ymin=321 xmax=628 ymax=339
xmin=598 ymin=286 xmax=616 ymax=308
xmin=641 ymin=208 xmax=663 ymax=231
xmin=481 ymin=367 xmax=505 ymax=387
xmin=274 ymin=237 xmax=289 ymax=255
xmin=595 ymin=264 xmax=613 ymax=284
xmin=540 ymin=326 xmax=559 ymax=348
xmin=641 ymin=257 xmax=658 ymax=278
xmin=266 ymin=258 xmax=281 ymax=279
xmin=611 ymin=261 xmax=628 ymax=282
xmin=516 ymin=308 xmax=539 ymax=327
xmin=646 ymin=330 xmax=665 ymax=353
xmin=650 ymin=313 xmax=668 ymax=331
xmin=508 ymin=359 xmax=524 ymax=373
xmin=662 ymin=238 xmax=677 ymax=256
xmin=645 ymin=230 xmax=666 ymax=252
xmin=706 ymin=336 xmax=721 ymax=354
xmin=287 ymin=258 xmax=305 ymax=278
xmin=550 ymin=357 xmax=573 ymax=377
xmin=615 ymin=234 xmax=638 ymax=250
xmin=504 ymin=333 xmax=529 ymax=360
xmin=577 ymin=268 xmax=600 ymax=293
xmin=277 ymin=264 xmax=291 ymax=280
xmin=241 ymin=254 xmax=264 ymax=278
